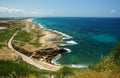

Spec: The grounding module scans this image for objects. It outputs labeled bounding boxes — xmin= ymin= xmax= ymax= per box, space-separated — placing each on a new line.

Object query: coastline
xmin=24 ymin=18 xmax=67 ymax=70
xmin=0 ymin=17 xmax=87 ymax=71
xmin=26 ymin=18 xmax=88 ymax=69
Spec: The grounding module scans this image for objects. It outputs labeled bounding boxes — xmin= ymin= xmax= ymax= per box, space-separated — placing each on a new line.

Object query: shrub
xmin=56 ymin=66 xmax=75 ymax=78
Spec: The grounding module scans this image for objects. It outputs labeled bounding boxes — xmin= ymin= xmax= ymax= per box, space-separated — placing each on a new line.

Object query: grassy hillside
xmin=0 ymin=60 xmax=56 ymax=78
xmin=71 ymin=43 xmax=120 ymax=78
xmin=0 ymin=60 xmax=89 ymax=78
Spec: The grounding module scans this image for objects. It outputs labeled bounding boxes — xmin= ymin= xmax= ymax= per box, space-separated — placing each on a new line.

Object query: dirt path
xmin=8 ymin=31 xmax=60 ymax=71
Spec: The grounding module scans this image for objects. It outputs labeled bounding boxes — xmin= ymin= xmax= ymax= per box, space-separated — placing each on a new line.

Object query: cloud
xmin=0 ymin=6 xmax=55 ymax=17
xmin=0 ymin=6 xmax=39 ymax=17
xmin=0 ymin=7 xmax=26 ymax=14
xmin=111 ymin=9 xmax=117 ymax=13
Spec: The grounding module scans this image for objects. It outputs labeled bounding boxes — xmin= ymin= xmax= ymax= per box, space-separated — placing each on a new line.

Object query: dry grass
xmin=0 ymin=48 xmax=19 ymax=60
xmin=71 ymin=70 xmax=120 ymax=78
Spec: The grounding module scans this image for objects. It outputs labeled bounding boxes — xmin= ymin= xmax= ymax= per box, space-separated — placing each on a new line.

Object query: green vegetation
xmin=0 ymin=60 xmax=34 ymax=77
xmin=0 ymin=60 xmax=55 ymax=78
xmin=14 ymin=30 xmax=32 ymax=42
xmin=29 ymin=29 xmax=43 ymax=48
xmin=30 ymin=41 xmax=41 ymax=48
xmin=0 ymin=60 xmax=86 ymax=78
xmin=89 ymin=43 xmax=120 ymax=72
xmin=0 ymin=26 xmax=17 ymax=48
xmin=0 ymin=29 xmax=16 ymax=43
xmin=55 ymin=66 xmax=77 ymax=78
xmin=13 ymin=40 xmax=26 ymax=47
xmin=111 ymin=43 xmax=120 ymax=66
xmin=72 ymin=43 xmax=120 ymax=78
xmin=13 ymin=29 xmax=43 ymax=48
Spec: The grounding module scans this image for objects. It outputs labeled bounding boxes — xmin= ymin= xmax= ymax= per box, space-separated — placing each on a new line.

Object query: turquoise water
xmin=91 ymin=34 xmax=118 ymax=43
xmin=32 ymin=17 xmax=120 ymax=66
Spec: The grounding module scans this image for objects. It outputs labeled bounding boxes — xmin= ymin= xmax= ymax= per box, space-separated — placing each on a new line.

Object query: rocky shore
xmin=0 ymin=18 xmax=69 ymax=70
xmin=12 ymin=43 xmax=67 ymax=64
xmin=9 ymin=18 xmax=69 ymax=70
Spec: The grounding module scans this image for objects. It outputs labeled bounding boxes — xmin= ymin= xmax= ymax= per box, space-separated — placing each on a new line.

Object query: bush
xmin=56 ymin=66 xmax=74 ymax=78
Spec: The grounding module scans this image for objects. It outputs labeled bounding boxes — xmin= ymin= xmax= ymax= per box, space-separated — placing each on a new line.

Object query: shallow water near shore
xmin=32 ymin=17 xmax=120 ymax=66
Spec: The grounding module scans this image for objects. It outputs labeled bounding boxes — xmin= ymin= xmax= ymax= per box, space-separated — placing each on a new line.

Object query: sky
xmin=0 ymin=0 xmax=120 ymax=17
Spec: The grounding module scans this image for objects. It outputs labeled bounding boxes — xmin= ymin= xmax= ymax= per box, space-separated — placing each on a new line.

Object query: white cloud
xmin=111 ymin=9 xmax=117 ymax=13
xmin=0 ymin=6 xmax=39 ymax=17
xmin=0 ymin=6 xmax=55 ymax=17
xmin=0 ymin=7 xmax=26 ymax=14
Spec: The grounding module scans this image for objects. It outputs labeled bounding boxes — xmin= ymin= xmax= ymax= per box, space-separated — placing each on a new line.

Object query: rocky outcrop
xmin=12 ymin=43 xmax=67 ymax=63
xmin=32 ymin=48 xmax=67 ymax=63
xmin=12 ymin=44 xmax=33 ymax=57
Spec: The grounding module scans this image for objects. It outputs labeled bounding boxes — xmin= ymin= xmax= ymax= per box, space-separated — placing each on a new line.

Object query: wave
xmin=66 ymin=40 xmax=78 ymax=45
xmin=37 ymin=23 xmax=78 ymax=45
xmin=38 ymin=23 xmax=73 ymax=40
xmin=51 ymin=59 xmax=61 ymax=66
xmin=47 ymin=29 xmax=73 ymax=40
xmin=70 ymin=64 xmax=88 ymax=68
xmin=51 ymin=48 xmax=71 ymax=65
xmin=59 ymin=40 xmax=78 ymax=46
xmin=52 ymin=30 xmax=73 ymax=40
xmin=37 ymin=23 xmax=78 ymax=50
xmin=51 ymin=55 xmax=61 ymax=66
xmin=38 ymin=23 xmax=46 ymax=29
xmin=32 ymin=21 xmax=80 ymax=66
xmin=64 ymin=48 xmax=71 ymax=53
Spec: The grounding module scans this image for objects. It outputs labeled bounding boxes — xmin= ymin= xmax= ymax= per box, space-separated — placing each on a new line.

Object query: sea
xmin=32 ymin=17 xmax=120 ymax=67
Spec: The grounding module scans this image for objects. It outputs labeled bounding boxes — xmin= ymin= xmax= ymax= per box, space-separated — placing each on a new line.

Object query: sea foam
xmin=66 ymin=40 xmax=78 ymax=45
xmin=38 ymin=23 xmax=72 ymax=40
xmin=64 ymin=48 xmax=72 ymax=53
xmin=59 ymin=40 xmax=78 ymax=46
xmin=51 ymin=56 xmax=61 ymax=66
xmin=70 ymin=64 xmax=88 ymax=68
xmin=48 ymin=29 xmax=73 ymax=40
xmin=38 ymin=23 xmax=46 ymax=29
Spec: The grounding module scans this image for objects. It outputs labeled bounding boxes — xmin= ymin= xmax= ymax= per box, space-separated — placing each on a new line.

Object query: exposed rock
xmin=32 ymin=48 xmax=67 ymax=63
xmin=12 ymin=44 xmax=33 ymax=57
xmin=12 ymin=43 xmax=67 ymax=64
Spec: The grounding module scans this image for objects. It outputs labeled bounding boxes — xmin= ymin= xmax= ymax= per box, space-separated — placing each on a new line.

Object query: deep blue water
xmin=32 ymin=17 xmax=120 ymax=66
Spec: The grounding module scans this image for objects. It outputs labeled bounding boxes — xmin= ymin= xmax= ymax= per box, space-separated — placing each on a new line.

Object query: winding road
xmin=8 ymin=31 xmax=59 ymax=71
